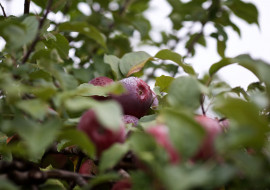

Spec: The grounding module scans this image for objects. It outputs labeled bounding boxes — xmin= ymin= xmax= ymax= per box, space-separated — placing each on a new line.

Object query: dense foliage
xmin=0 ymin=0 xmax=270 ymax=189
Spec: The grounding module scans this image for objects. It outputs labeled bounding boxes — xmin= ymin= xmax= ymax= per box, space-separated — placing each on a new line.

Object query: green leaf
xmin=72 ymin=67 xmax=92 ymax=83
xmin=217 ymin=40 xmax=226 ymax=58
xmin=155 ymin=49 xmax=196 ymax=75
xmin=0 ymin=16 xmax=38 ymax=50
xmin=209 ymin=58 xmax=231 ymax=77
xmin=58 ymin=129 xmax=95 ymax=158
xmin=119 ymin=51 xmax=152 ymax=76
xmin=128 ymin=132 xmax=158 ymax=162
xmin=22 ymin=15 xmax=39 ymax=43
xmin=131 ymin=17 xmax=151 ymax=39
xmin=214 ymin=97 xmax=269 ymax=150
xmin=59 ymin=22 xmax=106 ymax=48
xmin=56 ymin=72 xmax=79 ymax=91
xmin=43 ymin=34 xmax=70 ymax=59
xmin=13 ymin=116 xmax=61 ymax=160
xmin=30 ymin=83 xmax=57 ymax=101
xmin=76 ymin=82 xmax=124 ymax=96
xmin=0 ymin=179 xmax=18 ymax=190
xmin=88 ymin=173 xmax=119 ymax=188
xmin=16 ymin=99 xmax=49 ymax=120
xmin=93 ymin=101 xmax=123 ymax=131
xmin=227 ymin=0 xmax=259 ymax=26
xmin=130 ymin=171 xmax=153 ymax=190
xmin=99 ymin=143 xmax=129 ymax=172
xmin=162 ymin=165 xmax=211 ymax=190
xmin=104 ymin=54 xmax=123 ymax=80
xmin=163 ymin=108 xmax=205 ymax=158
xmin=155 ymin=75 xmax=174 ymax=93
xmin=167 ymin=76 xmax=201 ymax=110
xmin=64 ymin=97 xmax=96 ymax=112
xmin=209 ymin=54 xmax=270 ymax=95
xmin=231 ymin=86 xmax=249 ymax=100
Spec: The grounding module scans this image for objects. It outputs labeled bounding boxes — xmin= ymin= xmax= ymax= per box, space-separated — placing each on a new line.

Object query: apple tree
xmin=0 ymin=0 xmax=270 ymax=189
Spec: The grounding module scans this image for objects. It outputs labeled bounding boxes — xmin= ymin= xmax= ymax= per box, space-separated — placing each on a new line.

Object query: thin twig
xmin=21 ymin=0 xmax=53 ymax=64
xmin=200 ymin=94 xmax=206 ymax=115
xmin=0 ymin=3 xmax=7 ymax=17
xmin=24 ymin=0 xmax=30 ymax=14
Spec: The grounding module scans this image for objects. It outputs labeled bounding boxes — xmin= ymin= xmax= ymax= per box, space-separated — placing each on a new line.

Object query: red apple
xmin=79 ymin=159 xmax=97 ymax=175
xmin=89 ymin=76 xmax=114 ymax=86
xmin=146 ymin=125 xmax=180 ymax=164
xmin=77 ymin=109 xmax=126 ymax=156
xmin=111 ymin=179 xmax=131 ymax=190
xmin=112 ymin=77 xmax=153 ymax=118
xmin=193 ymin=115 xmax=223 ymax=160
xmin=88 ymin=76 xmax=114 ymax=101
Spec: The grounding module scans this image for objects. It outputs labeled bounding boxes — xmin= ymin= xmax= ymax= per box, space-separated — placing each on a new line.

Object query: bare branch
xmin=0 ymin=3 xmax=7 ymax=17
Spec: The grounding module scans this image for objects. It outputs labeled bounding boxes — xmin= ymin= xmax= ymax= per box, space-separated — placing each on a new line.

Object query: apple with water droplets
xmin=88 ymin=76 xmax=114 ymax=101
xmin=112 ymin=77 xmax=153 ymax=118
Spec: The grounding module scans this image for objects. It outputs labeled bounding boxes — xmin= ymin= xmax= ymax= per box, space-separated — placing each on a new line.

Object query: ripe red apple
xmin=146 ymin=125 xmax=180 ymax=164
xmin=112 ymin=77 xmax=153 ymax=118
xmin=111 ymin=179 xmax=131 ymax=190
xmin=193 ymin=115 xmax=223 ymax=160
xmin=89 ymin=76 xmax=114 ymax=86
xmin=79 ymin=159 xmax=97 ymax=175
xmin=123 ymin=115 xmax=139 ymax=127
xmin=77 ymin=109 xmax=126 ymax=156
xmin=88 ymin=76 xmax=114 ymax=100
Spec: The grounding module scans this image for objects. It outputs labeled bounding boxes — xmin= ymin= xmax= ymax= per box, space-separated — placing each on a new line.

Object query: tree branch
xmin=24 ymin=0 xmax=31 ymax=14
xmin=21 ymin=0 xmax=53 ymax=64
xmin=0 ymin=160 xmax=93 ymax=187
xmin=0 ymin=3 xmax=7 ymax=17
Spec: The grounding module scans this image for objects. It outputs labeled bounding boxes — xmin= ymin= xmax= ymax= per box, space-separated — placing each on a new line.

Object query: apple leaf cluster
xmin=0 ymin=0 xmax=270 ymax=190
